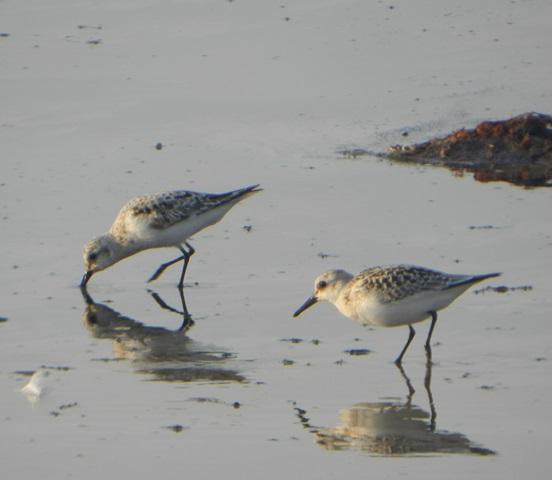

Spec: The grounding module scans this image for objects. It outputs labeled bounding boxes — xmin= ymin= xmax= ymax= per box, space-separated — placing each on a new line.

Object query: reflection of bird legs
xmin=148 ymin=287 xmax=193 ymax=332
xmin=395 ymin=353 xmax=436 ymax=430
xmin=395 ymin=362 xmax=416 ymax=404
xmin=424 ymin=354 xmax=437 ymax=431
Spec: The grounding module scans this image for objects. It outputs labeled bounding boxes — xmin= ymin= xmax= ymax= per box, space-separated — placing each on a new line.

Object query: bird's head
xmin=293 ymin=270 xmax=353 ymax=317
xmin=81 ymin=236 xmax=118 ymax=286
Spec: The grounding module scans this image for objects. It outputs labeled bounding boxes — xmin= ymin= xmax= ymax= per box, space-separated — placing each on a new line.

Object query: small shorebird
xmin=80 ymin=185 xmax=261 ymax=287
xmin=293 ymin=265 xmax=500 ymax=364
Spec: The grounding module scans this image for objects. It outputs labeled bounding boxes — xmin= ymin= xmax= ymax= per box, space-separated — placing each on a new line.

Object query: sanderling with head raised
xmin=81 ymin=185 xmax=261 ymax=288
xmin=293 ymin=265 xmax=500 ymax=364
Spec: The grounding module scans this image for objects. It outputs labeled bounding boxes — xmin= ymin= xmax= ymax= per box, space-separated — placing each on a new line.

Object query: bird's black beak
xmin=293 ymin=295 xmax=318 ymax=317
xmin=80 ymin=270 xmax=93 ymax=288
xmin=79 ymin=283 xmax=94 ymax=305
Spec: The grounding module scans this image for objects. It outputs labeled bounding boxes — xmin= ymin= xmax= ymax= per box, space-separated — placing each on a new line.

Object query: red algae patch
xmin=340 ymin=113 xmax=552 ymax=187
xmin=386 ymin=113 xmax=552 ymax=187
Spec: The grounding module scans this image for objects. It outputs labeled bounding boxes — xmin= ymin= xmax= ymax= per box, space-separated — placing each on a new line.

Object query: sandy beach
xmin=1 ymin=1 xmax=551 ymax=478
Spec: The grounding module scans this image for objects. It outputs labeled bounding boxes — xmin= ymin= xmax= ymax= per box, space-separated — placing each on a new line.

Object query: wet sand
xmin=1 ymin=1 xmax=552 ymax=479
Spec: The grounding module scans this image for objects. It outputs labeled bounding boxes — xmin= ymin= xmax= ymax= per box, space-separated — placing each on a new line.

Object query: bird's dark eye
xmin=89 ymin=252 xmax=97 ymax=261
xmin=317 ymin=280 xmax=328 ymax=289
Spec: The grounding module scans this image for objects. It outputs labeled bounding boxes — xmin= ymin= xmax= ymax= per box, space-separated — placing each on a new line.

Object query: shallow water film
xmin=2 ymin=1 xmax=552 ymax=479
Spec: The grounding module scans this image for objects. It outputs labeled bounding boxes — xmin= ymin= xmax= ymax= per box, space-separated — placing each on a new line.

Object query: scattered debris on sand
xmin=188 ymin=397 xmax=241 ymax=408
xmin=468 ymin=225 xmax=500 ymax=230
xmin=342 ymin=113 xmax=552 ymax=187
xmin=50 ymin=402 xmax=78 ymax=417
xmin=77 ymin=25 xmax=103 ymax=30
xmin=280 ymin=338 xmax=321 ymax=345
xmin=474 ymin=285 xmax=533 ymax=294
xmin=164 ymin=424 xmax=187 ymax=433
xmin=344 ymin=348 xmax=371 ymax=356
xmin=317 ymin=252 xmax=338 ymax=259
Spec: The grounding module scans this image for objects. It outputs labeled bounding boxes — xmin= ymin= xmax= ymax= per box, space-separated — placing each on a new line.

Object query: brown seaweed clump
xmin=385 ymin=112 xmax=552 ymax=187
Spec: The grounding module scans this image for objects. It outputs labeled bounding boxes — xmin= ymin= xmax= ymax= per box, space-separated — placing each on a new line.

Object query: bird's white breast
xmin=337 ymin=286 xmax=470 ymax=328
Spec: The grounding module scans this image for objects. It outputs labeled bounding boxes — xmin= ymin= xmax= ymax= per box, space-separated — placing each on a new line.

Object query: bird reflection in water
xmin=80 ymin=286 xmax=245 ymax=383
xmin=295 ymin=361 xmax=495 ymax=456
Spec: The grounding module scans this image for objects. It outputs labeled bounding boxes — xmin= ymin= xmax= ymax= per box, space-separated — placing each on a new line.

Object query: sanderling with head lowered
xmin=80 ymin=184 xmax=261 ymax=288
xmin=293 ymin=265 xmax=500 ymax=364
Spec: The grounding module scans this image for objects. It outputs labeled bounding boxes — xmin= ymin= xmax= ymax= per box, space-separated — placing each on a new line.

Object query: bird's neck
xmin=331 ymin=278 xmax=356 ymax=316
xmin=104 ymin=233 xmax=141 ymax=262
xmin=326 ymin=278 xmax=352 ymax=305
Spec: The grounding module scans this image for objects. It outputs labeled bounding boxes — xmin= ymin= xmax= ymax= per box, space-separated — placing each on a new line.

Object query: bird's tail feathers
xmin=446 ymin=272 xmax=501 ymax=289
xmin=215 ymin=184 xmax=262 ymax=206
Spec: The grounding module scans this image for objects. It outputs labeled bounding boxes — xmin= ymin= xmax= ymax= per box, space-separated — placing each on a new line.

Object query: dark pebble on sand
xmin=166 ymin=424 xmax=186 ymax=433
xmin=344 ymin=348 xmax=371 ymax=356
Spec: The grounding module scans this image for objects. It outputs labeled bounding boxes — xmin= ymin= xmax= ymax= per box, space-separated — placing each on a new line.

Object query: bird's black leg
xmin=395 ymin=325 xmax=415 ymax=365
xmin=147 ymin=255 xmax=186 ymax=283
xmin=147 ymin=242 xmax=196 ymax=285
xmin=424 ymin=311 xmax=438 ymax=362
xmin=177 ymin=242 xmax=195 ymax=288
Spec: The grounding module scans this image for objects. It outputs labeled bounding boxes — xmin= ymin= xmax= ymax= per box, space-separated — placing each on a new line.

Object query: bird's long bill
xmin=293 ymin=295 xmax=318 ymax=317
xmin=80 ymin=271 xmax=93 ymax=288
xmin=79 ymin=283 xmax=94 ymax=305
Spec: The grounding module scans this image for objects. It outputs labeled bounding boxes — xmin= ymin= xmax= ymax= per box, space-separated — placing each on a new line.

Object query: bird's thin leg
xmin=395 ymin=325 xmax=415 ymax=365
xmin=147 ymin=254 xmax=186 ymax=283
xmin=424 ymin=311 xmax=438 ymax=362
xmin=147 ymin=242 xmax=196 ymax=285
xmin=177 ymin=242 xmax=195 ymax=289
